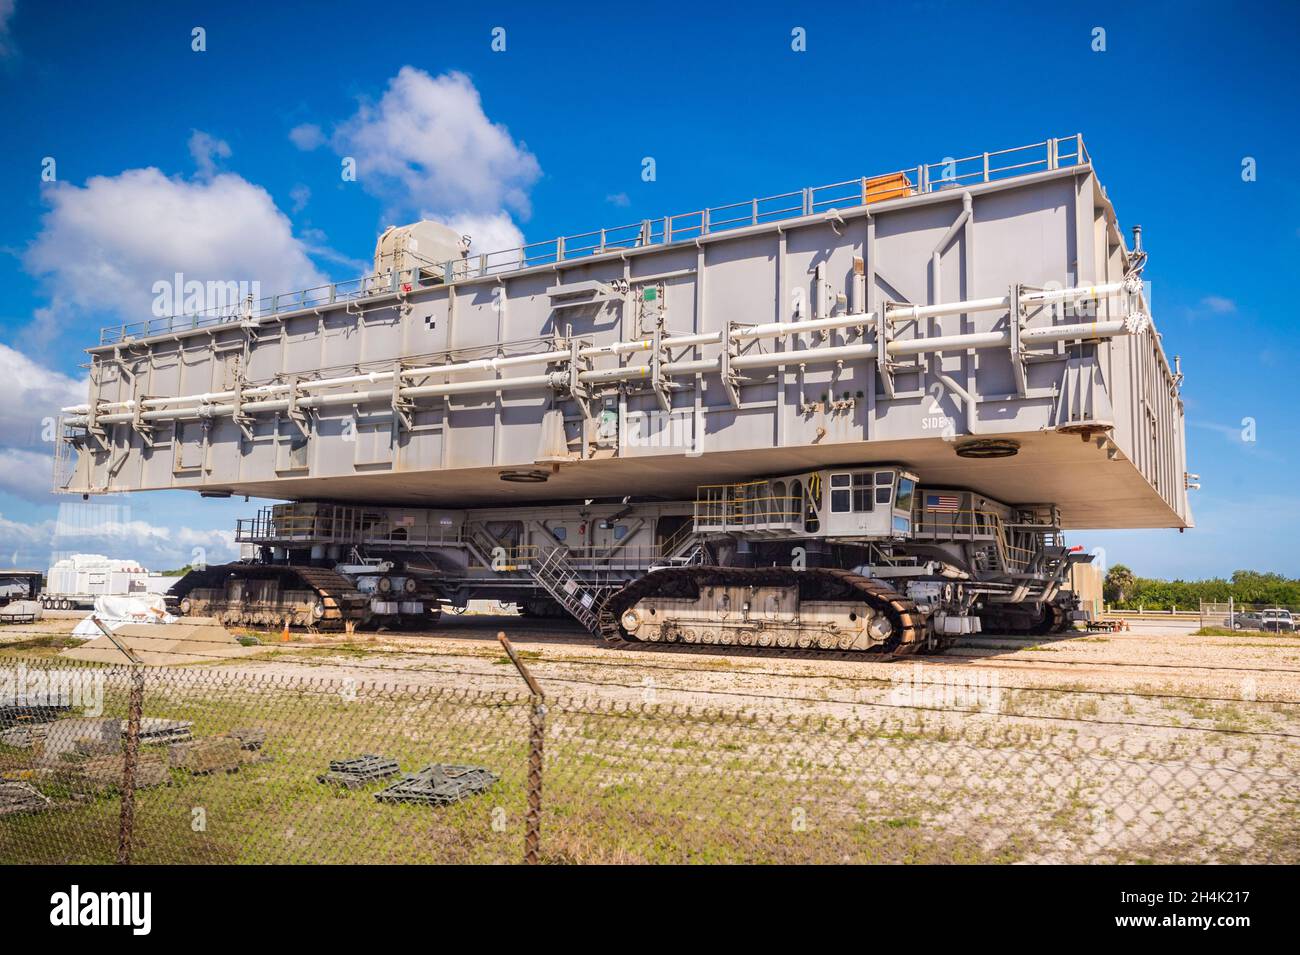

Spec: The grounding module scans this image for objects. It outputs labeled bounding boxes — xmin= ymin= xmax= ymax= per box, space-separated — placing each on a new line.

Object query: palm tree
xmin=1104 ymin=564 xmax=1136 ymax=605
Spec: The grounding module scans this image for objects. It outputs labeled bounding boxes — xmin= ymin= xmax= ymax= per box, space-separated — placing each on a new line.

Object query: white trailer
xmin=40 ymin=554 xmax=163 ymax=610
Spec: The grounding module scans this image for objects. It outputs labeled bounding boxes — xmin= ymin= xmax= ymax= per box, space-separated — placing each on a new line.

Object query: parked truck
xmin=55 ymin=135 xmax=1191 ymax=654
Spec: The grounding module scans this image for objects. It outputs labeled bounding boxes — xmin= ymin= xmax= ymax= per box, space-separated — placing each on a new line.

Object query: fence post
xmin=524 ymin=696 xmax=545 ymax=865
xmin=90 ymin=616 xmax=146 ymax=865
xmin=497 ymin=632 xmax=546 ymax=865
xmin=117 ymin=664 xmax=144 ymax=865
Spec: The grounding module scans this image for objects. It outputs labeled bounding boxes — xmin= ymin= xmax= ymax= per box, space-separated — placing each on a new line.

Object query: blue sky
xmin=1 ymin=0 xmax=1298 ymax=577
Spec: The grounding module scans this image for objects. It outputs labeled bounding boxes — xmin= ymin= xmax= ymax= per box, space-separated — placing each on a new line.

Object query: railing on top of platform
xmin=99 ymin=135 xmax=1089 ymax=347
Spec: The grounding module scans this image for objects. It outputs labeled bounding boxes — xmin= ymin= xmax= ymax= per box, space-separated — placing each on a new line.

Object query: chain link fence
xmin=2 ymin=654 xmax=1298 ymax=864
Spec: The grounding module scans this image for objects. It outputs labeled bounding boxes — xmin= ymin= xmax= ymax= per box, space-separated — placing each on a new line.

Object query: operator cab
xmin=692 ymin=467 xmax=917 ymax=541
xmin=820 ymin=468 xmax=916 ymax=539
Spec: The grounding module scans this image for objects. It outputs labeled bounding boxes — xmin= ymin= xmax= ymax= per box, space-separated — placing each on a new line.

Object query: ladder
xmin=531 ymin=546 xmax=612 ymax=633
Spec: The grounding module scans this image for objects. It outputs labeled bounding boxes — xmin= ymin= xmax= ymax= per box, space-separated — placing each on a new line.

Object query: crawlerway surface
xmin=4 ymin=613 xmax=1296 ymax=728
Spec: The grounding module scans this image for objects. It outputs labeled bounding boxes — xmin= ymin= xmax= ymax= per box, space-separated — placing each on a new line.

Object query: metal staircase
xmin=531 ymin=546 xmax=613 ymax=633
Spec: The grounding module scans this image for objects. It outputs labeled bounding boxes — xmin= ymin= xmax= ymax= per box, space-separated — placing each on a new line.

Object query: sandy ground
xmin=5 ymin=613 xmax=1295 ymax=737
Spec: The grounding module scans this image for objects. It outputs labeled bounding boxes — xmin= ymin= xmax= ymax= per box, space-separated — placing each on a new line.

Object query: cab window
xmin=831 ymin=472 xmax=882 ymax=513
xmin=830 ymin=473 xmax=851 ymax=513
xmin=896 ymin=477 xmax=916 ymax=512
xmin=852 ymin=473 xmax=873 ymax=512
xmin=874 ymin=471 xmax=894 ymax=506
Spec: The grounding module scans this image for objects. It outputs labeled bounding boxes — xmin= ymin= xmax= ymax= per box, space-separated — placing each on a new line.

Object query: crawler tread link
xmin=170 ymin=563 xmax=370 ymax=629
xmin=598 ymin=566 xmax=946 ymax=660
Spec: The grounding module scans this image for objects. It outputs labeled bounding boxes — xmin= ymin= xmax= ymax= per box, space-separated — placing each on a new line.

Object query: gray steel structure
xmin=55 ymin=136 xmax=1192 ymax=649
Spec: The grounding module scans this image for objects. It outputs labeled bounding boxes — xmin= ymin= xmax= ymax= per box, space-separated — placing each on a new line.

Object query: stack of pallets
xmin=374 ymin=764 xmax=497 ymax=806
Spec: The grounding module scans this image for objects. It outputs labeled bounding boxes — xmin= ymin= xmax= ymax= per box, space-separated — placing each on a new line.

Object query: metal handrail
xmin=467 ymin=545 xmax=666 ymax=572
xmin=694 ymin=480 xmax=806 ymax=528
xmin=658 ymin=521 xmax=699 ymax=557
xmin=910 ymin=506 xmax=1044 ymax=572
xmin=98 ymin=135 xmax=1089 ymax=346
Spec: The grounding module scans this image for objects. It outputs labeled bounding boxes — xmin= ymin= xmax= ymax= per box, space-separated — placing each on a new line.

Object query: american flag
xmin=926 ymin=493 xmax=961 ymax=512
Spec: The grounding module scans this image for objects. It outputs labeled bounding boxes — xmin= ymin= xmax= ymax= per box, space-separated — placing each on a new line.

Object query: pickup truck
xmin=1224 ymin=608 xmax=1295 ymax=632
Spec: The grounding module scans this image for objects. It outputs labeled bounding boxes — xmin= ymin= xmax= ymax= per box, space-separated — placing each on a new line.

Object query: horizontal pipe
xmin=68 ymin=312 xmax=876 ymax=416
xmin=63 ymin=281 xmax=1133 ymax=427
xmin=578 ymin=319 xmax=1129 ymax=384
xmin=74 ymin=373 xmax=564 ymax=426
xmin=72 ymin=282 xmax=1123 ymax=415
xmin=884 ymin=281 xmax=1125 ymax=323
xmin=65 ymin=317 xmax=1129 ymax=427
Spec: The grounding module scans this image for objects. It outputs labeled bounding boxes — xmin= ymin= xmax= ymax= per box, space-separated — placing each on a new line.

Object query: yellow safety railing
xmin=910 ymin=506 xmax=1043 ymax=574
xmin=694 ymin=482 xmax=804 ymax=529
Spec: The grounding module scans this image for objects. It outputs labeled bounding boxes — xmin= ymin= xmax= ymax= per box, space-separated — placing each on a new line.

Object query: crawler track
xmin=171 ymin=563 xmax=370 ymax=630
xmin=977 ymin=603 xmax=1072 ymax=636
xmin=598 ymin=566 xmax=940 ymax=660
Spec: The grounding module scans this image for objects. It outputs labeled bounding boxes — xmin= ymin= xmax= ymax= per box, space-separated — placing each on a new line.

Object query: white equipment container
xmin=42 ymin=554 xmax=161 ymax=610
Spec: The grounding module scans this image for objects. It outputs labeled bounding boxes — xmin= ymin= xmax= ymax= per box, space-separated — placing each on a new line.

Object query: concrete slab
xmin=59 ymin=622 xmax=259 ymax=665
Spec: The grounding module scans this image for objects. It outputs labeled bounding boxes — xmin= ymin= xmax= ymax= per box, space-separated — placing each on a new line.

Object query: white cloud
xmin=24 ymin=167 xmax=326 ymax=335
xmin=0 ymin=343 xmax=84 ymax=449
xmin=0 ymin=448 xmax=56 ymax=502
xmin=289 ymin=183 xmax=311 ymax=212
xmin=443 ymin=211 xmax=524 ymax=258
xmin=289 ymin=122 xmax=325 ymax=151
xmin=0 ymin=0 xmax=16 ymax=59
xmin=1200 ymin=295 xmax=1236 ymax=314
xmin=188 ymin=129 xmax=231 ymax=179
xmin=0 ymin=506 xmax=239 ymax=571
xmin=0 ymin=345 xmax=84 ymax=502
xmin=605 ymin=192 xmax=631 ymax=208
xmin=335 ymin=67 xmax=540 ymax=243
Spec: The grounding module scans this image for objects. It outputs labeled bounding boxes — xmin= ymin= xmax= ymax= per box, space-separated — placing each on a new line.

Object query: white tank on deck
xmin=373 ymin=220 xmax=467 ymax=284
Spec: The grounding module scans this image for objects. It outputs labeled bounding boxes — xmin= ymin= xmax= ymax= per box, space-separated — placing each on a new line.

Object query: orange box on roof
xmin=863 ymin=171 xmax=914 ymax=203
